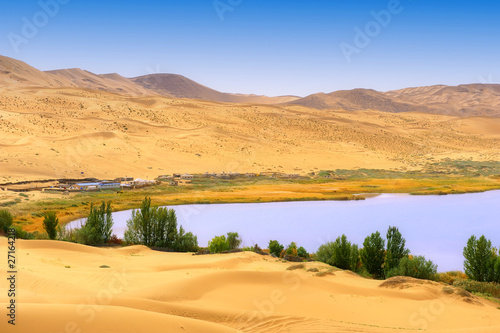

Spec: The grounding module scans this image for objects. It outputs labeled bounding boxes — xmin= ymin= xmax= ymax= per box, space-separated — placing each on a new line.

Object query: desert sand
xmin=1 ymin=238 xmax=499 ymax=333
xmin=2 ymin=86 xmax=500 ymax=184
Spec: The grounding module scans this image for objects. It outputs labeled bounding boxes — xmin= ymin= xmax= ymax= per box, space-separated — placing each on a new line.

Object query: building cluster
xmin=54 ymin=177 xmax=156 ymax=192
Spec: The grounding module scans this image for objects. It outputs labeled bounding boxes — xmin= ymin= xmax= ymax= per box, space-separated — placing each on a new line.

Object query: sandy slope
xmin=0 ymin=238 xmax=499 ymax=333
xmin=1 ymin=87 xmax=500 ymax=183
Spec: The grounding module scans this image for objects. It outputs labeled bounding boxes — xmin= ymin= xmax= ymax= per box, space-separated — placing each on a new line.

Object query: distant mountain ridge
xmin=1 ymin=55 xmax=500 ymax=116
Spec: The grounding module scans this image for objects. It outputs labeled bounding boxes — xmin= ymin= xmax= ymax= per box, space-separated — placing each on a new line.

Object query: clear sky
xmin=1 ymin=0 xmax=499 ymax=96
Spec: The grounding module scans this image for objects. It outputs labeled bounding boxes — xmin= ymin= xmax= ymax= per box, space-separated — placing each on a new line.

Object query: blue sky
xmin=1 ymin=0 xmax=499 ymax=96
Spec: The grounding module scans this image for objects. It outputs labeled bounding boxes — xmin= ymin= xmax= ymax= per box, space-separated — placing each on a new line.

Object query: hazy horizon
xmin=2 ymin=0 xmax=499 ymax=96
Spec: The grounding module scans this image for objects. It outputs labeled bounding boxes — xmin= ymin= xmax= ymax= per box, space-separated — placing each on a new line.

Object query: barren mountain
xmin=290 ymin=85 xmax=500 ymax=116
xmin=131 ymin=73 xmax=299 ymax=104
xmin=0 ymin=56 xmax=73 ymax=89
xmin=2 ymin=55 xmax=500 ymax=116
xmin=47 ymin=68 xmax=155 ymax=96
xmin=287 ymin=89 xmax=429 ymax=113
xmin=386 ymin=84 xmax=500 ymax=116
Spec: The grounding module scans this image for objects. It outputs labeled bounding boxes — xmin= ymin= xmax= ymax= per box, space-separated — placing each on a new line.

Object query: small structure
xmin=71 ymin=183 xmax=100 ymax=191
xmin=100 ymin=183 xmax=121 ymax=190
xmin=168 ymin=180 xmax=178 ymax=186
xmin=282 ymin=174 xmax=300 ymax=179
xmin=246 ymin=173 xmax=257 ymax=177
xmin=115 ymin=177 xmax=134 ymax=184
xmin=181 ymin=173 xmax=194 ymax=180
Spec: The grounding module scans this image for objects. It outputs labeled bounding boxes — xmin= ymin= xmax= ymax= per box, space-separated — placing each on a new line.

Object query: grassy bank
xmin=4 ymin=169 xmax=500 ymax=232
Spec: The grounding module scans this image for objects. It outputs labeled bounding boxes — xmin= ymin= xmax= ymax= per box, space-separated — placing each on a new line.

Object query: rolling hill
xmin=2 ymin=55 xmax=500 ymax=116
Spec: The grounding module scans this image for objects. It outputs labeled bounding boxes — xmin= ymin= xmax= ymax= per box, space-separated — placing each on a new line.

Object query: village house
xmin=70 ymin=183 xmax=100 ymax=191
xmin=181 ymin=173 xmax=194 ymax=180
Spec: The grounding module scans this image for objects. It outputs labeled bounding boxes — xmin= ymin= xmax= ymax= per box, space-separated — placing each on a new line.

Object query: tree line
xmin=0 ymin=205 xmax=498 ymax=284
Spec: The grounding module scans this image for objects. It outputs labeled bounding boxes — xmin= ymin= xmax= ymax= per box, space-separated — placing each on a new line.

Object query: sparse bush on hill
xmin=453 ymin=279 xmax=500 ymax=299
xmin=43 ymin=211 xmax=59 ymax=240
xmin=386 ymin=256 xmax=437 ymax=280
xmin=437 ymin=271 xmax=468 ymax=285
xmin=268 ymin=240 xmax=284 ymax=257
xmin=0 ymin=209 xmax=13 ymax=232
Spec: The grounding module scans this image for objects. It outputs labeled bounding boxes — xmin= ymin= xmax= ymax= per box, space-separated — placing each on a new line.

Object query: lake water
xmin=66 ymin=191 xmax=500 ymax=272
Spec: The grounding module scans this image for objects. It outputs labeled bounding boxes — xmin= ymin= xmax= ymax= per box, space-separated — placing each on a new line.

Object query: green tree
xmin=316 ymin=242 xmax=335 ymax=266
xmin=174 ymin=226 xmax=198 ymax=252
xmin=81 ymin=201 xmax=113 ymax=245
xmin=124 ymin=198 xmax=189 ymax=250
xmin=332 ymin=235 xmax=352 ymax=270
xmin=208 ymin=235 xmax=230 ymax=253
xmin=0 ymin=210 xmax=13 ymax=232
xmin=463 ymin=235 xmax=493 ymax=282
xmin=385 ymin=226 xmax=410 ymax=273
xmin=361 ymin=231 xmax=386 ymax=278
xmin=387 ymin=256 xmax=437 ymax=281
xmin=349 ymin=244 xmax=361 ymax=272
xmin=43 ymin=211 xmax=59 ymax=240
xmin=316 ymin=236 xmax=360 ymax=272
xmin=226 ymin=232 xmax=242 ymax=250
xmin=268 ymin=240 xmax=284 ymax=257
xmin=297 ymin=246 xmax=309 ymax=258
xmin=286 ymin=242 xmax=297 ymax=255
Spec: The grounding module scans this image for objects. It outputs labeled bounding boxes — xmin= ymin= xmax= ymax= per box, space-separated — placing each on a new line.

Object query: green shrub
xmin=0 ymin=210 xmax=13 ymax=232
xmin=42 ymin=211 xmax=59 ymax=240
xmin=453 ymin=279 xmax=500 ymax=298
xmin=268 ymin=240 xmax=284 ymax=257
xmin=386 ymin=256 xmax=437 ymax=281
xmin=208 ymin=235 xmax=230 ymax=253
xmin=11 ymin=225 xmax=36 ymax=240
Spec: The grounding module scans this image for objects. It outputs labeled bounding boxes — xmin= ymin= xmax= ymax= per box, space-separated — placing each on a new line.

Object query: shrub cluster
xmin=124 ymin=197 xmax=198 ymax=252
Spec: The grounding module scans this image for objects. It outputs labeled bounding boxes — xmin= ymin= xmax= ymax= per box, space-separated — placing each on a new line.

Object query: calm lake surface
xmin=66 ymin=191 xmax=500 ymax=272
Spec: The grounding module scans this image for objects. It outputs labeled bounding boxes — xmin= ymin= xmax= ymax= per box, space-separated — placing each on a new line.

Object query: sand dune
xmin=1 ymin=86 xmax=500 ymax=183
xmin=1 ymin=238 xmax=499 ymax=332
